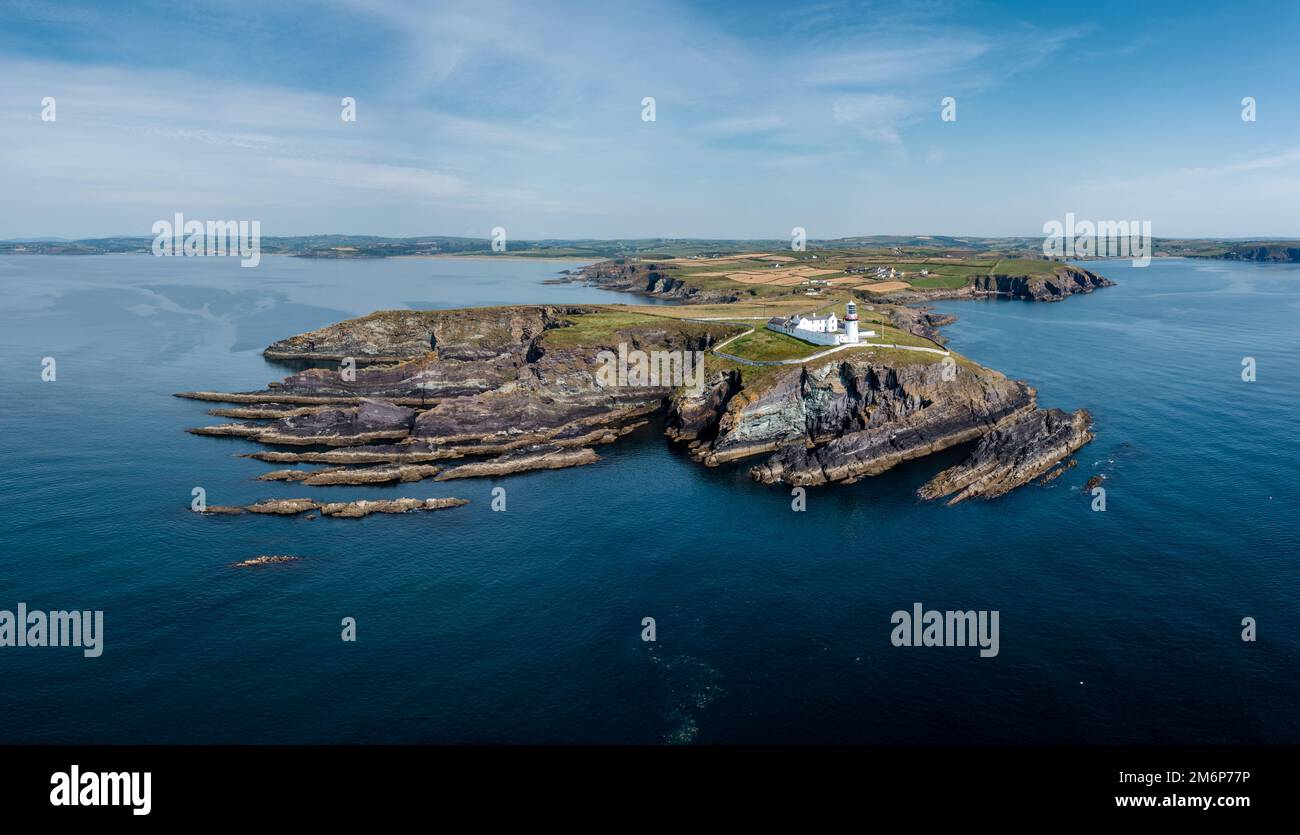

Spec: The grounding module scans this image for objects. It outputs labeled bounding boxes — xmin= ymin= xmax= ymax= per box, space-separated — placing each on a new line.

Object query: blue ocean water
xmin=0 ymin=254 xmax=1297 ymax=744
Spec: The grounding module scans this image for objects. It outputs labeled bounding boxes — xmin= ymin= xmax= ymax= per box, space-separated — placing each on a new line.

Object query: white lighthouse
xmin=844 ymin=300 xmax=860 ymax=343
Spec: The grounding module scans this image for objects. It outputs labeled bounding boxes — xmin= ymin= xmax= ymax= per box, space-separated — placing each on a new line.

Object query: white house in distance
xmin=767 ymin=300 xmax=877 ymax=347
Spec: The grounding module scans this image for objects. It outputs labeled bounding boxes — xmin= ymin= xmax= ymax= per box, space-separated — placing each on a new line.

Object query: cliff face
xmin=969 ymin=265 xmax=1113 ymax=301
xmin=669 ymin=355 xmax=1036 ymax=485
xmin=665 ymin=370 xmax=742 ymax=443
xmin=190 ymin=305 xmax=726 ymax=462
xmin=261 ymin=306 xmax=592 ymax=399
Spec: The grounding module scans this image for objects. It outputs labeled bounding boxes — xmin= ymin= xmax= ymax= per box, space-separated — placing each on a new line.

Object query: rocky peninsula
xmin=178 ymin=261 xmax=1108 ymax=508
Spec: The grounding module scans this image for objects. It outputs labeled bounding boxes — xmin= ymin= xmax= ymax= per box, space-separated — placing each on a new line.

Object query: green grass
xmin=606 ymin=251 xmax=1082 ymax=307
xmin=540 ymin=310 xmax=737 ymax=348
xmin=724 ymin=327 xmax=824 ymax=361
xmin=720 ymin=318 xmax=945 ymax=364
xmin=991 ymin=258 xmax=1063 ymax=275
xmin=873 ymin=324 xmax=942 ymax=349
xmin=907 ymin=274 xmax=970 ymax=289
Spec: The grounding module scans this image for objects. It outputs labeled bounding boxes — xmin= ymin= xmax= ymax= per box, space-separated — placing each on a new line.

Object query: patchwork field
xmin=620 ymin=248 xmax=1075 ymax=305
xmin=855 ymin=281 xmax=910 ymax=293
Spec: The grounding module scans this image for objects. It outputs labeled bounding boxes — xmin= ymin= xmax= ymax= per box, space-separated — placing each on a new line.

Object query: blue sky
xmin=1 ymin=0 xmax=1298 ymax=239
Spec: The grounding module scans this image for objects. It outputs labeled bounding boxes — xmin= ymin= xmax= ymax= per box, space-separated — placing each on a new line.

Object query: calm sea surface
xmin=0 ymin=254 xmax=1297 ymax=743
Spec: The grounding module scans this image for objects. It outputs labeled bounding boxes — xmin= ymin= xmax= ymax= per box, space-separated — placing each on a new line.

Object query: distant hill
xmin=2 ymin=234 xmax=1298 ymax=262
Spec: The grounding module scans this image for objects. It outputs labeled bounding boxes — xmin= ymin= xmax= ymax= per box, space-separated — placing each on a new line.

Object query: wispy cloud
xmin=0 ymin=0 xmax=1290 ymax=238
xmin=1181 ymin=148 xmax=1300 ymax=178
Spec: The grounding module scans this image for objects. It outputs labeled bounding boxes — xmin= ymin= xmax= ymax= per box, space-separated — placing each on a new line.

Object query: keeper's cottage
xmin=766 ymin=301 xmax=875 ymax=347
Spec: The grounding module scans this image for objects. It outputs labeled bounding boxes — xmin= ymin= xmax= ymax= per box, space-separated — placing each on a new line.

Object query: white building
xmin=766 ymin=301 xmax=875 ymax=347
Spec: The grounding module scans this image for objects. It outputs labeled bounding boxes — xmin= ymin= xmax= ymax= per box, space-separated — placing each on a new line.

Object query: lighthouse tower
xmin=844 ymin=300 xmax=860 ymax=343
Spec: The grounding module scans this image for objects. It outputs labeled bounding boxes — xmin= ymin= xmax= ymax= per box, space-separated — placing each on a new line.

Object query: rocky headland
xmin=563 ymin=258 xmax=1113 ymax=306
xmin=178 ymin=293 xmax=1100 ymax=508
xmin=867 ymin=265 xmax=1113 ymax=305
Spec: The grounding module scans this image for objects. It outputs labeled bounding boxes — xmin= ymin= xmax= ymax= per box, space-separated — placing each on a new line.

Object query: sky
xmin=1 ymin=0 xmax=1298 ymax=240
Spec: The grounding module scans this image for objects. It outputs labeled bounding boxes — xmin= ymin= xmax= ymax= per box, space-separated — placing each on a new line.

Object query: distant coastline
xmin=5 ymin=234 xmax=1300 ymax=263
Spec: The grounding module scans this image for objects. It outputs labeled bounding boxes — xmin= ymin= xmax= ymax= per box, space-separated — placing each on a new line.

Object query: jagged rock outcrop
xmin=258 ymin=464 xmax=442 ymax=485
xmin=664 ymin=353 xmax=1035 ymax=486
xmin=241 ymin=421 xmax=645 ymax=465
xmin=319 ymin=497 xmax=468 ymax=518
xmin=191 ymin=399 xmax=416 ymax=446
xmin=918 ymin=408 xmax=1094 ymax=504
xmin=177 ymin=390 xmax=421 ymax=406
xmin=246 ymin=498 xmax=321 ymax=515
xmin=231 ymin=555 xmax=301 ymax=568
xmin=247 ymin=443 xmax=453 ymax=464
xmin=207 ymin=404 xmax=331 ymax=419
xmin=201 ymin=497 xmax=469 ymax=517
xmin=887 ymin=306 xmax=956 ymax=344
xmin=735 ymin=357 xmax=1037 ymax=485
xmin=435 ymin=445 xmax=600 ymax=480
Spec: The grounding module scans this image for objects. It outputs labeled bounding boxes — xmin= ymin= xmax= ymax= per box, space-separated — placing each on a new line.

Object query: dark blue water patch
xmin=0 ymin=255 xmax=1298 ymax=743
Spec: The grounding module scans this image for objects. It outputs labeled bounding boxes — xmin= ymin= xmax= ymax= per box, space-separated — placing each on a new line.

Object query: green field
xmin=573 ymin=249 xmax=1097 ymax=314
xmin=991 ymin=258 xmax=1063 ymax=275
xmin=539 ymin=309 xmax=738 ymax=348
xmin=723 ymin=327 xmax=824 ymax=361
xmin=907 ymin=274 xmax=970 ymax=289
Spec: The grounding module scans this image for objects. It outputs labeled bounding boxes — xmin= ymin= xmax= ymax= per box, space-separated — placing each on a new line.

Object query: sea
xmin=0 ymin=254 xmax=1297 ymax=743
